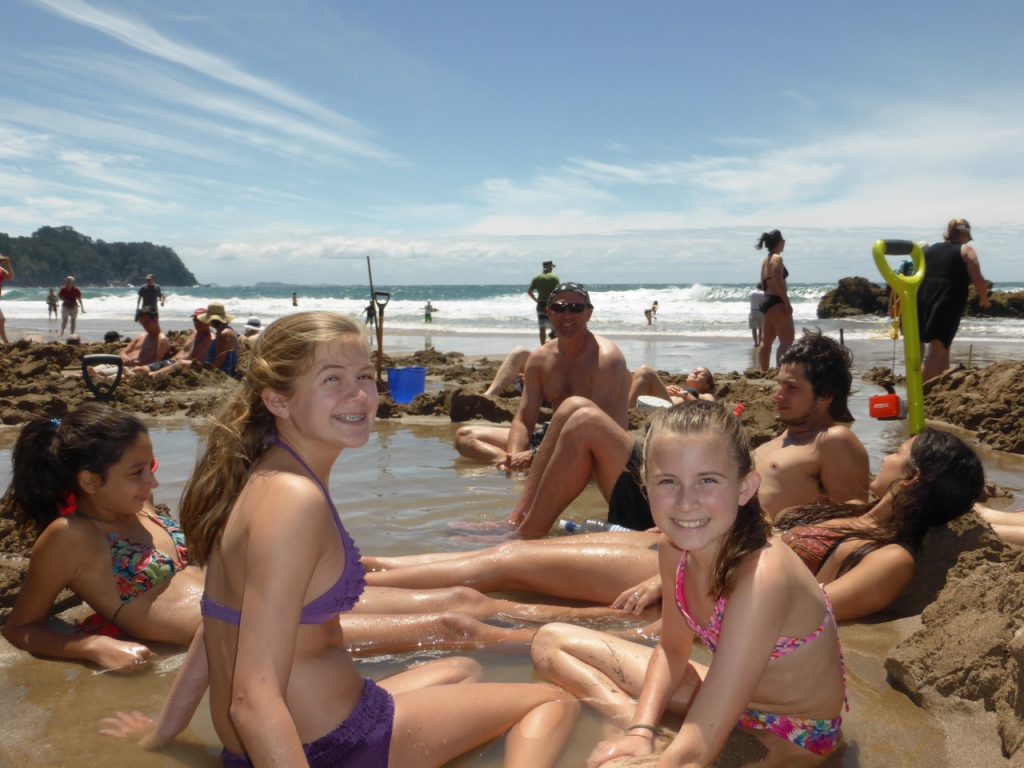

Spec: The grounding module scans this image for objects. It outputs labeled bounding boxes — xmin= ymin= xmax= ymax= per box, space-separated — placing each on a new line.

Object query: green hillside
xmin=0 ymin=226 xmax=197 ymax=286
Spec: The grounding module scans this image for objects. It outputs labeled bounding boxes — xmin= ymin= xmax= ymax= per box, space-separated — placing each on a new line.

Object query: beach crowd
xmin=0 ymin=220 xmax=1017 ymax=768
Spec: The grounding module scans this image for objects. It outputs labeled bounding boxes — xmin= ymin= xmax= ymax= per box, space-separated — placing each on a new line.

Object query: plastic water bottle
xmin=558 ymin=519 xmax=634 ymax=534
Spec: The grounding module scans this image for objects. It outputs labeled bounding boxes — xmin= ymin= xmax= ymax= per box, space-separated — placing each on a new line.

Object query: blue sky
xmin=2 ymin=0 xmax=1023 ymax=285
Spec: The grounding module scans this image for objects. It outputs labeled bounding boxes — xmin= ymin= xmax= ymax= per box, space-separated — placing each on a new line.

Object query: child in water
xmin=532 ymin=400 xmax=846 ymax=767
xmin=175 ymin=311 xmax=576 ymax=767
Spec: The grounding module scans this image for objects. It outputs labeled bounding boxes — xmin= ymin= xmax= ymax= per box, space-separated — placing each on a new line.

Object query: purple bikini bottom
xmin=221 ymin=678 xmax=394 ymax=768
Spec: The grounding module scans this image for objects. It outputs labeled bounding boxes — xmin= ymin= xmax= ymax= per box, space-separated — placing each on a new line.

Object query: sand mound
xmin=886 ymin=515 xmax=1024 ymax=758
xmin=924 ymin=361 xmax=1024 ymax=454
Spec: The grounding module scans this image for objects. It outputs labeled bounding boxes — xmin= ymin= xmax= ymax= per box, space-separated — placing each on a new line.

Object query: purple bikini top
xmin=200 ymin=437 xmax=367 ymax=626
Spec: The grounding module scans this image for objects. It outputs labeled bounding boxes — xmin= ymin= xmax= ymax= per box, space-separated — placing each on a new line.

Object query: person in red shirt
xmin=0 ymin=254 xmax=12 ymax=343
xmin=59 ymin=275 xmax=86 ymax=337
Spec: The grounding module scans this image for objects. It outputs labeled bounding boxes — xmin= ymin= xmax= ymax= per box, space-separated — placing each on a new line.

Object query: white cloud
xmin=31 ymin=0 xmax=400 ymax=164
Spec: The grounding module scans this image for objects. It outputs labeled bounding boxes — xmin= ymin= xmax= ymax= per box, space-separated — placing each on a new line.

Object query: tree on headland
xmin=0 ymin=226 xmax=197 ymax=286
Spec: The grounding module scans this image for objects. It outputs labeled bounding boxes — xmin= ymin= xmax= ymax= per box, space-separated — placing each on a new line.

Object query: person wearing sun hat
xmin=198 ymin=302 xmax=240 ymax=375
xmin=241 ymin=316 xmax=263 ymax=348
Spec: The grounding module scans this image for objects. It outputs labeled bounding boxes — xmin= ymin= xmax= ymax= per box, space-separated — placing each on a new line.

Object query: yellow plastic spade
xmin=872 ymin=240 xmax=925 ymax=434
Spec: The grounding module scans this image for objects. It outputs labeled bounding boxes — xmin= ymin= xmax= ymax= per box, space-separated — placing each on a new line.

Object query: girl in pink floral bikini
xmin=535 ymin=400 xmax=847 ymax=767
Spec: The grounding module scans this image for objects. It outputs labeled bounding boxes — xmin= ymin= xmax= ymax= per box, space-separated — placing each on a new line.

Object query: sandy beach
xmin=1 ymin=329 xmax=1023 ymax=767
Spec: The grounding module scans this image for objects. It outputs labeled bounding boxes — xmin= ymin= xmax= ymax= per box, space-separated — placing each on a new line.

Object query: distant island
xmin=0 ymin=225 xmax=197 ymax=286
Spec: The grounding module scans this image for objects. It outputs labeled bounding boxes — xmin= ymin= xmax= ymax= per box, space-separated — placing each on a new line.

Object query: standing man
xmin=136 ymin=274 xmax=165 ymax=320
xmin=527 ymin=260 xmax=560 ymax=345
xmin=58 ymin=275 xmax=85 ymax=337
xmin=0 ymin=253 xmax=12 ymax=343
xmin=918 ymin=218 xmax=990 ymax=381
xmin=748 ymin=283 xmax=765 ymax=347
xmin=455 ymin=281 xmax=630 ymax=469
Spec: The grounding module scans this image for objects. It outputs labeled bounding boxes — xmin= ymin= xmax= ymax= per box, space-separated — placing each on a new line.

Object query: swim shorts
xmin=748 ymin=309 xmax=763 ymax=330
xmin=221 ymin=678 xmax=394 ymax=768
xmin=607 ymin=442 xmax=654 ymax=531
xmin=530 ymin=422 xmax=549 ymax=454
xmin=146 ymin=359 xmax=174 ymax=373
xmin=536 ymin=305 xmax=551 ymax=329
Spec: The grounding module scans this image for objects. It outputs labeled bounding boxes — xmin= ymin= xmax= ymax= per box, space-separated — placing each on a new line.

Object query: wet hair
xmin=642 ymin=400 xmax=769 ymax=599
xmin=943 ymin=218 xmax=972 ymax=242
xmin=1 ymin=404 xmax=148 ymax=534
xmin=180 ymin=311 xmax=368 ymax=565
xmin=755 ymin=230 xmax=785 ymax=253
xmin=779 ymin=329 xmax=854 ymax=422
xmin=775 ymin=429 xmax=984 ymax=574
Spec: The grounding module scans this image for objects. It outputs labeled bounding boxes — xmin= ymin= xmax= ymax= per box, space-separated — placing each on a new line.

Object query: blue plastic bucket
xmin=386 ymin=367 xmax=427 ymax=404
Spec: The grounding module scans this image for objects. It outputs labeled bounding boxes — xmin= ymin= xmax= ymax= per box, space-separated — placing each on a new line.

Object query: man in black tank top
xmin=917 ymin=219 xmax=990 ymax=381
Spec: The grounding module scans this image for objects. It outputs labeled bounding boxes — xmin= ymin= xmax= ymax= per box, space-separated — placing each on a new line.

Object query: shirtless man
xmin=120 ymin=305 xmax=170 ymax=367
xmin=753 ymin=328 xmax=870 ymax=517
xmin=506 ymin=329 xmax=868 ymax=538
xmin=131 ymin=307 xmax=213 ymax=376
xmin=454 ymin=282 xmax=630 ymax=469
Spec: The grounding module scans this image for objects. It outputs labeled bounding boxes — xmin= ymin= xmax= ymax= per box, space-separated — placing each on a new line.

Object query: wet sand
xmin=0 ymin=416 xmax=1017 ymax=767
xmin=1 ymin=332 xmax=1023 ymax=766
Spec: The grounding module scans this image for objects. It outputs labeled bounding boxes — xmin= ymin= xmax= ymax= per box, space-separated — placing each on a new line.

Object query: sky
xmin=2 ymin=0 xmax=1024 ymax=286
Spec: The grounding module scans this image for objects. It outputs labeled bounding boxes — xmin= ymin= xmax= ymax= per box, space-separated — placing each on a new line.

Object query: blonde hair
xmin=180 ymin=312 xmax=367 ymax=565
xmin=642 ymin=400 xmax=769 ymax=599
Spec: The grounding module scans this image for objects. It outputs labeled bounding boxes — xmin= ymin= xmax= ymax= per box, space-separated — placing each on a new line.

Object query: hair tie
xmin=58 ymin=491 xmax=78 ymax=517
xmin=49 ymin=418 xmax=62 ymax=431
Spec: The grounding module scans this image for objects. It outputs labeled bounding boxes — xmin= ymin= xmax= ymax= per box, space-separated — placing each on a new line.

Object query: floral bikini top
xmin=109 ymin=513 xmax=189 ymax=604
xmin=674 ymin=551 xmax=833 ymax=658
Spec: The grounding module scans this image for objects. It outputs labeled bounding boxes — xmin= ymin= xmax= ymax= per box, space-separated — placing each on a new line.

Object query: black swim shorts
xmin=607 ymin=442 xmax=654 ymax=531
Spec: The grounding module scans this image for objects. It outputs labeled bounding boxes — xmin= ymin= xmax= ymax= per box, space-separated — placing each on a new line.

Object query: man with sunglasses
xmin=454 ymin=282 xmax=630 ymax=470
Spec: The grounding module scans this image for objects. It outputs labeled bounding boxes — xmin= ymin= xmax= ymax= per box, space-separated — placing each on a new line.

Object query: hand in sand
xmin=611 ymin=575 xmax=662 ymax=614
xmin=99 ymin=710 xmax=165 ymax=750
xmin=587 ymin=732 xmax=656 ymax=768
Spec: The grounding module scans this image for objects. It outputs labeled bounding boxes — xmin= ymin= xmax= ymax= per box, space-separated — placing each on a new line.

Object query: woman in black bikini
xmin=756 ymin=229 xmax=794 ymax=370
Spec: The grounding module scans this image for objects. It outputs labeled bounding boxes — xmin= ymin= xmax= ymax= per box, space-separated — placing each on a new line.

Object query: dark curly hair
xmin=779 ymin=328 xmax=853 ymax=422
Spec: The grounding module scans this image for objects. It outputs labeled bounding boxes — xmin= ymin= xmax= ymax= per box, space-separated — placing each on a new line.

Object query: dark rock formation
xmin=816 ymin=277 xmax=889 ymax=318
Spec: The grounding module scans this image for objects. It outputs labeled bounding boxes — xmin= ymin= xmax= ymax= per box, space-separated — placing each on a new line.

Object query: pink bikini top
xmin=201 ymin=437 xmax=366 ymax=626
xmin=674 ymin=551 xmax=833 ymax=659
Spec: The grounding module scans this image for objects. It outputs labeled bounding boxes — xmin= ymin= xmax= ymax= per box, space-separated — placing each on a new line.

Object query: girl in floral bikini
xmin=2 ymin=404 xmax=203 ymax=671
xmin=536 ymin=400 xmax=847 ymax=767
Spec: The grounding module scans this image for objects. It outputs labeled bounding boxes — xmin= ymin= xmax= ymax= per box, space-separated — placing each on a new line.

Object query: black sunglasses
xmin=548 ymin=301 xmax=590 ymax=314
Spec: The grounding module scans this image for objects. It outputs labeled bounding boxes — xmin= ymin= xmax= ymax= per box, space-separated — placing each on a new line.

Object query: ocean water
xmin=5 ymin=282 xmax=1023 ymax=343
